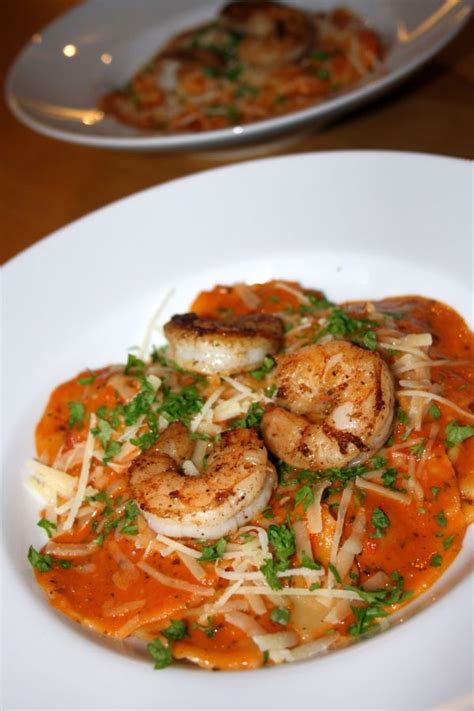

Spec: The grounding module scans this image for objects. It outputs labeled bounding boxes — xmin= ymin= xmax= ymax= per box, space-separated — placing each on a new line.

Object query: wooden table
xmin=2 ymin=1 xmax=473 ymax=264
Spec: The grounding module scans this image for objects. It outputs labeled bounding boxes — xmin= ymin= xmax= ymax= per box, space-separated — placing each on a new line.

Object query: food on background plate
xmin=27 ymin=280 xmax=473 ymax=671
xmin=101 ymin=1 xmax=383 ymax=133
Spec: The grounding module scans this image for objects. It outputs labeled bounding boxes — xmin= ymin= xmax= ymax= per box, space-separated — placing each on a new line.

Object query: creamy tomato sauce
xmin=101 ymin=4 xmax=383 ymax=134
xmin=29 ymin=282 xmax=473 ymax=670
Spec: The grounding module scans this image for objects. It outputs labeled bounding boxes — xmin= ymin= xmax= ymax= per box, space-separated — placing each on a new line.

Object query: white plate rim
xmin=4 ymin=0 xmax=472 ymax=150
xmin=2 ymin=150 xmax=473 ymax=710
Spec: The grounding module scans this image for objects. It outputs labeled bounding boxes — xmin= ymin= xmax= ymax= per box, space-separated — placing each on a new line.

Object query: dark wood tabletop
xmin=2 ymin=1 xmax=473 ymax=265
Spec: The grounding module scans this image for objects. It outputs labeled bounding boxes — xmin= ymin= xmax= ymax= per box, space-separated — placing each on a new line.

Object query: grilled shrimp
xmin=129 ymin=423 xmax=276 ymax=539
xmin=261 ymin=340 xmax=395 ymax=470
xmin=220 ymin=1 xmax=313 ymax=68
xmin=164 ymin=312 xmax=283 ymax=375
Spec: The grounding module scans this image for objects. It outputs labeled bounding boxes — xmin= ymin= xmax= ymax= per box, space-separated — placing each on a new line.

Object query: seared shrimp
xmin=220 ymin=1 xmax=313 ymax=68
xmin=261 ymin=340 xmax=395 ymax=470
xmin=129 ymin=423 xmax=276 ymax=539
xmin=164 ymin=312 xmax=283 ymax=375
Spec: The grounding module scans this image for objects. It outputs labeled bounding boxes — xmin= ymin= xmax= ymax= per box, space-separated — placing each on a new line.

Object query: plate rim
xmin=2 ymin=150 xmax=473 ymax=710
xmin=5 ymin=0 xmax=472 ymax=150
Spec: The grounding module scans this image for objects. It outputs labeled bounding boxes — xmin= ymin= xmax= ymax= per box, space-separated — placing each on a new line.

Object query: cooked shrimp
xmin=220 ymin=0 xmax=313 ymax=68
xmin=261 ymin=340 xmax=395 ymax=470
xmin=129 ymin=424 xmax=277 ymax=539
xmin=164 ymin=312 xmax=283 ymax=376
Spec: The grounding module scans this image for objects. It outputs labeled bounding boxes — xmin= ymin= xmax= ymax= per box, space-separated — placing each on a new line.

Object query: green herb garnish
xmin=162 ymin=619 xmax=188 ymax=641
xmin=147 ymin=638 xmax=172 ymax=669
xmin=270 ymin=607 xmax=290 ymax=626
xmin=27 ymin=546 xmax=52 ymax=572
xmin=328 ymin=562 xmax=341 ymax=584
xmin=199 ymin=538 xmax=226 ymax=561
xmin=370 ymin=507 xmax=391 ymax=539
xmin=301 ymin=551 xmax=321 ymax=570
xmin=250 ymin=356 xmax=275 ymax=381
xmin=445 ymin=421 xmax=474 ymax=448
xmin=67 ymin=401 xmax=85 ymax=429
xmin=37 ymin=518 xmax=57 ymax=538
xmin=230 ymin=402 xmax=264 ymax=429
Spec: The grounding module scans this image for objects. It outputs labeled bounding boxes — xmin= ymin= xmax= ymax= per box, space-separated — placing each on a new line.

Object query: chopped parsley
xmin=397 ymin=408 xmax=409 ymax=424
xmin=270 ymin=607 xmax=290 ymax=626
xmin=230 ymin=402 xmax=264 ymax=429
xmin=310 ymin=50 xmax=329 ymax=61
xmin=370 ymin=507 xmax=391 ymax=539
xmin=315 ymin=308 xmax=377 ymax=350
xmin=349 ymin=603 xmax=387 ymax=637
xmin=162 ymin=619 xmax=188 ymax=641
xmin=328 ymin=562 xmax=341 ymax=584
xmin=431 ymin=486 xmax=441 ymax=501
xmin=27 ymin=546 xmax=52 ymax=572
xmin=260 ymin=558 xmax=281 ymax=590
xmin=295 ymin=485 xmax=314 ymax=511
xmin=91 ymin=416 xmax=114 ymax=448
xmin=442 ymin=535 xmax=455 ymax=551
xmin=124 ymin=353 xmax=145 ymax=375
xmin=120 ymin=499 xmax=139 ymax=535
xmin=347 ymin=572 xmax=412 ymax=638
xmin=55 ymin=559 xmax=72 ymax=569
xmin=78 ymin=371 xmax=96 ymax=385
xmin=381 ymin=468 xmax=398 ymax=489
xmin=27 ymin=546 xmax=71 ymax=572
xmin=193 ymin=616 xmax=219 ymax=638
xmin=37 ymin=518 xmax=57 ymax=538
xmin=301 ymin=551 xmax=321 ymax=570
xmin=428 ymin=404 xmax=441 ymax=420
xmin=410 ymin=440 xmax=427 ymax=457
xmin=91 ymin=416 xmax=122 ymax=465
xmin=67 ymin=401 xmax=85 ymax=429
xmin=147 ymin=638 xmax=172 ymax=669
xmin=268 ymin=523 xmax=295 ymax=571
xmin=430 ymin=554 xmax=443 ymax=567
xmin=250 ymin=356 xmax=276 ymax=381
xmin=158 ymin=384 xmax=203 ymax=427
xmin=199 ymin=538 xmax=226 ymax=561
xmin=435 ymin=510 xmax=447 ymax=528
xmin=445 ymin=421 xmax=474 ymax=448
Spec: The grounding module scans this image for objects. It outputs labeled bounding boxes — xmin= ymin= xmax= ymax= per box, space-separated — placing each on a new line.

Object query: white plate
xmin=2 ymin=151 xmax=473 ymax=710
xmin=5 ymin=0 xmax=472 ymax=151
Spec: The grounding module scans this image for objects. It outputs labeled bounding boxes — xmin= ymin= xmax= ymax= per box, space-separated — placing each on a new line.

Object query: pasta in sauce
xmin=101 ymin=2 xmax=383 ymax=134
xmin=28 ymin=281 xmax=473 ymax=671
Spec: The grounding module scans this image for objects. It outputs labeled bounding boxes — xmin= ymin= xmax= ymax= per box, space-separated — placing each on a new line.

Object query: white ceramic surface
xmin=2 ymin=151 xmax=473 ymax=710
xmin=5 ymin=0 xmax=472 ymax=151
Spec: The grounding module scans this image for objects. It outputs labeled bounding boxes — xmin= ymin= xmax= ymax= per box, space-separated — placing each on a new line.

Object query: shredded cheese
xmin=253 ymin=631 xmax=298 ymax=652
xmin=307 ymin=481 xmax=330 ymax=534
xmin=328 ymin=484 xmax=353 ymax=586
xmin=355 ymin=477 xmax=411 ymax=503
xmin=224 ymin=611 xmax=265 ymax=637
xmin=26 ymin=460 xmax=77 ymax=497
xmin=190 ymin=385 xmax=225 ymax=432
xmin=285 ymin=633 xmax=339 ymax=661
xmin=63 ymin=414 xmax=97 ymax=531
xmin=274 ymin=281 xmax=311 ymax=305
xmin=177 ymin=552 xmax=206 ymax=581
xmin=137 ymin=561 xmax=215 ymax=596
xmin=397 ymin=390 xmax=474 ymax=421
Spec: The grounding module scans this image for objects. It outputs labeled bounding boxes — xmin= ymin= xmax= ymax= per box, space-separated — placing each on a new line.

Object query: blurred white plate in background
xmin=5 ymin=0 xmax=472 ymax=151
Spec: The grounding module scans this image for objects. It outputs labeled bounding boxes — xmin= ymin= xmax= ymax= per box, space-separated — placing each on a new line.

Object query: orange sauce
xmin=32 ymin=283 xmax=473 ymax=670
